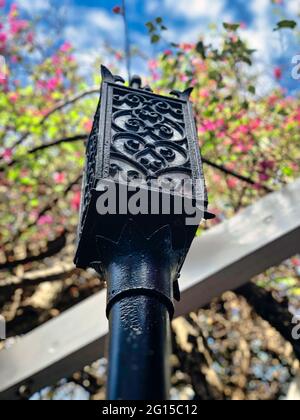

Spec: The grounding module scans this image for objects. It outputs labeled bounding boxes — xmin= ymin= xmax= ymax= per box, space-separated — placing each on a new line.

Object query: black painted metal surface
xmin=108 ymin=295 xmax=171 ymax=400
xmin=74 ymin=66 xmax=211 ymax=400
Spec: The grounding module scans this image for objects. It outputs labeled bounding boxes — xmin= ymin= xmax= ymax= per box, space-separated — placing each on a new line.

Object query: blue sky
xmin=10 ymin=0 xmax=300 ymax=93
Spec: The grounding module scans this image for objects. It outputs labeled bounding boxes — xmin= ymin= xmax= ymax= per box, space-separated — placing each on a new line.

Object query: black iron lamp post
xmin=74 ymin=66 xmax=212 ymax=400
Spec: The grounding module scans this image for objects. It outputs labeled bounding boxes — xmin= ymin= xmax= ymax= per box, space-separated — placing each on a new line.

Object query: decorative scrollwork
xmin=109 ymin=87 xmax=192 ymax=181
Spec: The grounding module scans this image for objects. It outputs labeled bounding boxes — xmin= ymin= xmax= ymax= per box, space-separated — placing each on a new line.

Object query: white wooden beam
xmin=0 ymin=179 xmax=300 ymax=399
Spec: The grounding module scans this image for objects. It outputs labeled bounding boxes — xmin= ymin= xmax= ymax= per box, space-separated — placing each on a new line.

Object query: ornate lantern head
xmin=75 ymin=66 xmax=212 ymax=289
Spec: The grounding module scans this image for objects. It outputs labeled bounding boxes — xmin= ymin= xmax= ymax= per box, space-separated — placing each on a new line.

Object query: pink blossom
xmin=259 ymin=173 xmax=269 ymax=182
xmin=0 ymin=0 xmax=5 ymax=8
xmin=2 ymin=148 xmax=12 ymax=162
xmin=115 ymin=52 xmax=123 ymax=61
xmin=37 ymin=215 xmax=54 ymax=226
xmin=179 ymin=74 xmax=188 ymax=83
xmin=212 ymin=174 xmax=222 ymax=183
xmin=0 ymin=33 xmax=7 ymax=43
xmin=148 ymin=59 xmax=158 ymax=71
xmin=152 ymin=71 xmax=159 ymax=81
xmin=164 ymin=49 xmax=172 ymax=56
xmin=291 ymin=257 xmax=300 ymax=267
xmin=52 ymin=55 xmax=60 ymax=65
xmin=11 ymin=55 xmax=18 ymax=63
xmin=112 ymin=5 xmax=122 ymax=14
xmin=53 ymin=172 xmax=65 ymax=184
xmin=260 ymin=160 xmax=275 ymax=170
xmin=26 ymin=32 xmax=34 ymax=43
xmin=71 ymin=191 xmax=81 ymax=211
xmin=9 ymin=3 xmax=17 ymax=15
xmin=274 ymin=66 xmax=282 ymax=80
xmin=250 ymin=118 xmax=261 ymax=130
xmin=66 ymin=55 xmax=75 ymax=63
xmin=37 ymin=80 xmax=47 ymax=90
xmin=10 ymin=20 xmax=29 ymax=35
xmin=216 ymin=131 xmax=226 ymax=139
xmin=237 ymin=124 xmax=249 ymax=134
xmin=230 ymin=35 xmax=239 ymax=43
xmin=227 ymin=178 xmax=238 ymax=189
xmin=235 ymin=142 xmax=253 ymax=153
xmin=47 ymin=77 xmax=60 ymax=91
xmin=84 ymin=120 xmax=93 ymax=132
xmin=253 ymin=183 xmax=262 ymax=190
xmin=199 ymin=88 xmax=209 ymax=98
xmin=268 ymin=94 xmax=279 ymax=107
xmin=60 ymin=42 xmax=72 ymax=52
xmin=180 ymin=43 xmax=194 ymax=52
xmin=55 ymin=68 xmax=63 ymax=77
xmin=8 ymin=92 xmax=19 ymax=103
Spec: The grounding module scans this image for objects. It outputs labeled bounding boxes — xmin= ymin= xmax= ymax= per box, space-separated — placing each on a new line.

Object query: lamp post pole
xmin=74 ymin=66 xmax=212 ymax=400
xmin=104 ymin=223 xmax=173 ymax=400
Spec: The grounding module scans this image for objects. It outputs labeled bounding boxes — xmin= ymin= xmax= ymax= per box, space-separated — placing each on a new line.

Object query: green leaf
xmin=30 ymin=198 xmax=39 ymax=207
xmin=146 ymin=22 xmax=155 ymax=33
xmin=223 ymin=22 xmax=240 ymax=31
xmin=240 ymin=56 xmax=252 ymax=66
xmin=291 ymin=288 xmax=300 ymax=296
xmin=155 ymin=17 xmax=163 ymax=24
xmin=241 ymin=101 xmax=249 ymax=110
xmin=274 ymin=20 xmax=297 ymax=31
xmin=196 ymin=41 xmax=206 ymax=59
xmin=248 ymin=85 xmax=256 ymax=94
xmin=282 ymin=166 xmax=293 ymax=176
xmin=274 ymin=277 xmax=297 ymax=287
xmin=151 ymin=34 xmax=160 ymax=44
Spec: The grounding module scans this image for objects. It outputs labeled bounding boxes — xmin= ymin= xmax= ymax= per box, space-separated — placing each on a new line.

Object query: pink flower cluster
xmin=37 ymin=77 xmax=61 ymax=92
xmin=199 ymin=119 xmax=225 ymax=133
xmin=37 ymin=215 xmax=54 ymax=226
xmin=1 ymin=148 xmax=12 ymax=162
xmin=9 ymin=4 xmax=29 ymax=34
xmin=53 ymin=172 xmax=65 ymax=184
xmin=71 ymin=191 xmax=81 ymax=211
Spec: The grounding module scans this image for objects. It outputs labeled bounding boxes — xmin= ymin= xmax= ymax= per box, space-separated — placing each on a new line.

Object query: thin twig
xmin=202 ymin=157 xmax=274 ymax=193
xmin=8 ymin=88 xmax=98 ymax=151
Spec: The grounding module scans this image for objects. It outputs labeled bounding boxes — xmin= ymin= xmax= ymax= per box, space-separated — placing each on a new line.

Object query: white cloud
xmin=19 ymin=0 xmax=51 ymax=12
xmin=164 ymin=0 xmax=225 ymax=20
xmin=286 ymin=0 xmax=300 ymax=16
xmin=242 ymin=0 xmax=281 ymax=61
xmin=80 ymin=9 xmax=120 ymax=33
xmin=63 ymin=7 xmax=122 ymax=52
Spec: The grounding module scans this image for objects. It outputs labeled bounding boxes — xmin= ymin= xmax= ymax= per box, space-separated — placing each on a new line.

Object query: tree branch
xmin=3 ymin=134 xmax=87 ymax=169
xmin=0 ymin=231 xmax=67 ymax=271
xmin=8 ymin=88 xmax=99 ymax=151
xmin=2 ymin=131 xmax=274 ymax=194
xmin=202 ymin=157 xmax=274 ymax=193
